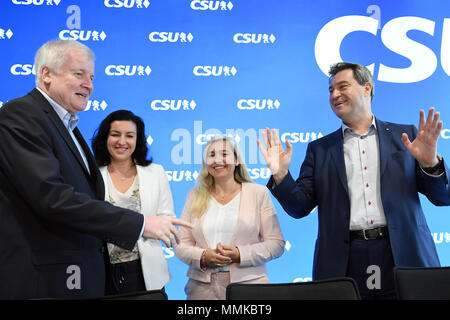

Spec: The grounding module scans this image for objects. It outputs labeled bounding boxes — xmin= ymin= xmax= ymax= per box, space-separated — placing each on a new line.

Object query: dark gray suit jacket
xmin=0 ymin=89 xmax=144 ymax=299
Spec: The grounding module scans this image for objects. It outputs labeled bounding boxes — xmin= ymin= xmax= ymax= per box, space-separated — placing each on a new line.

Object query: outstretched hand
xmin=401 ymin=108 xmax=442 ymax=168
xmin=143 ymin=216 xmax=193 ymax=248
xmin=257 ymin=127 xmax=293 ymax=184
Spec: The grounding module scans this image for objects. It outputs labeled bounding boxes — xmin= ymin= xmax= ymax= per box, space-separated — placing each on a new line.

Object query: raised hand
xmin=257 ymin=127 xmax=292 ymax=184
xmin=401 ymin=108 xmax=442 ymax=168
xmin=143 ymin=216 xmax=193 ymax=248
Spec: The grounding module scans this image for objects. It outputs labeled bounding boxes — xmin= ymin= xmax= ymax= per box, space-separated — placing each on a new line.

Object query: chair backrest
xmin=394 ymin=266 xmax=450 ymax=300
xmin=226 ymin=277 xmax=360 ymax=300
xmin=102 ymin=289 xmax=168 ymax=300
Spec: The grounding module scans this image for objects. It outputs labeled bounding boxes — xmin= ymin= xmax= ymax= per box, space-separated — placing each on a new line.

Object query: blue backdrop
xmin=1 ymin=0 xmax=449 ymax=300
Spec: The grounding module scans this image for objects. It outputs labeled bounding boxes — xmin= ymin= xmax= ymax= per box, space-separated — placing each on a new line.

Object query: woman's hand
xmin=216 ymin=242 xmax=240 ymax=263
xmin=204 ymin=247 xmax=232 ymax=268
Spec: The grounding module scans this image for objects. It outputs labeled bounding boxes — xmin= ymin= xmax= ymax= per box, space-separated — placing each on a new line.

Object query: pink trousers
xmin=185 ymin=272 xmax=269 ymax=300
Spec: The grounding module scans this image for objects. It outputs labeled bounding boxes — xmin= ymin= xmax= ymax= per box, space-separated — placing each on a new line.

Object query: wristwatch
xmin=422 ymin=154 xmax=443 ymax=174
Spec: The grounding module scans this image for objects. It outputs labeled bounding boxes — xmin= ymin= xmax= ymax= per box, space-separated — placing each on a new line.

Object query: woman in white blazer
xmin=174 ymin=135 xmax=285 ymax=300
xmin=92 ymin=110 xmax=175 ymax=294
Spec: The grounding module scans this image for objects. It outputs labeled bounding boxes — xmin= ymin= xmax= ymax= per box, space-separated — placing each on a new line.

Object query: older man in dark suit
xmin=0 ymin=40 xmax=191 ymax=299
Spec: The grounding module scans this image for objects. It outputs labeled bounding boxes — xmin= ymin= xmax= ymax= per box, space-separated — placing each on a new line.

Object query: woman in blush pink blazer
xmin=174 ymin=135 xmax=285 ymax=300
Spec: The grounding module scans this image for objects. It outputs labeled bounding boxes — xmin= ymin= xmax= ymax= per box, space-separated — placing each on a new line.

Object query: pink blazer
xmin=174 ymin=182 xmax=285 ymax=283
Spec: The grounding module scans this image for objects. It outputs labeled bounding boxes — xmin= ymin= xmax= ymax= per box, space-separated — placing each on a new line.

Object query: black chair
xmin=101 ymin=289 xmax=168 ymax=300
xmin=226 ymin=277 xmax=360 ymax=300
xmin=394 ymin=266 xmax=450 ymax=300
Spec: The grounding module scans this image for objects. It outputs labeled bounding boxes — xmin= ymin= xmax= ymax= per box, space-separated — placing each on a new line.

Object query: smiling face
xmin=40 ymin=48 xmax=94 ymax=115
xmin=328 ymin=68 xmax=372 ymax=124
xmin=204 ymin=139 xmax=239 ymax=182
xmin=107 ymin=120 xmax=137 ymax=163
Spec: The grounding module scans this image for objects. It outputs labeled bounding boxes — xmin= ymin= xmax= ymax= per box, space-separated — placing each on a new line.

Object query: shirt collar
xmin=36 ymin=87 xmax=79 ymax=131
xmin=341 ymin=115 xmax=377 ymax=136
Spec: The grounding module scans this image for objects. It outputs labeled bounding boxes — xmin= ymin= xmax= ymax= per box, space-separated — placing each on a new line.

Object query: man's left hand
xmin=401 ymin=107 xmax=442 ymax=168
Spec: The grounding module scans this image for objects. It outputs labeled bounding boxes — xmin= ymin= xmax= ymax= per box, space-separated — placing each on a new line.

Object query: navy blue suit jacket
xmin=269 ymin=118 xmax=450 ymax=280
xmin=0 ymin=89 xmax=144 ymax=299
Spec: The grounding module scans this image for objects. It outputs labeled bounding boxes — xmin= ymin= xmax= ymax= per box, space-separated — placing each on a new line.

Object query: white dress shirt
xmin=342 ymin=118 xmax=387 ymax=230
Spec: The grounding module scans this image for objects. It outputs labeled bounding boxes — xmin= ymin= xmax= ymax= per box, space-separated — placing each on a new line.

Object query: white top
xmin=100 ymin=164 xmax=175 ymax=290
xmin=342 ymin=118 xmax=387 ymax=230
xmin=203 ymin=192 xmax=241 ymax=273
xmin=106 ymin=172 xmax=140 ymax=263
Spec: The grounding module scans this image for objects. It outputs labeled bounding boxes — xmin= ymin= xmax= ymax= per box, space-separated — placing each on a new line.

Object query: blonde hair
xmin=189 ymin=135 xmax=252 ymax=218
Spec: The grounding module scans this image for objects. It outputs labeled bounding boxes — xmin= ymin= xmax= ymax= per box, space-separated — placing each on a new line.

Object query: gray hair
xmin=328 ymin=62 xmax=375 ymax=101
xmin=34 ymin=40 xmax=95 ymax=86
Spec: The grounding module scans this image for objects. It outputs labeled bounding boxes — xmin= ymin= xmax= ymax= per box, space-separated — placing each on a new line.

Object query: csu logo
xmin=190 ymin=1 xmax=233 ymax=11
xmin=149 ymin=32 xmax=194 ymax=43
xmin=0 ymin=28 xmax=13 ymax=39
xmin=315 ymin=15 xmax=450 ymax=83
xmin=233 ymin=33 xmax=276 ymax=44
xmin=193 ymin=66 xmax=237 ymax=77
xmin=105 ymin=65 xmax=152 ymax=76
xmin=196 ymin=133 xmax=239 ymax=145
xmin=12 ymin=0 xmax=61 ymax=5
xmin=59 ymin=30 xmax=107 ymax=41
xmin=10 ymin=64 xmax=35 ymax=75
xmin=237 ymin=99 xmax=280 ymax=110
xmin=293 ymin=277 xmax=313 ymax=283
xmin=151 ymin=100 xmax=197 ymax=111
xmin=440 ymin=128 xmax=450 ymax=140
xmin=247 ymin=167 xmax=271 ymax=180
xmin=166 ymin=170 xmax=199 ymax=182
xmin=281 ymin=132 xmax=324 ymax=144
xmin=431 ymin=232 xmax=450 ymax=244
xmin=84 ymin=100 xmax=108 ymax=111
xmin=104 ymin=0 xmax=150 ymax=8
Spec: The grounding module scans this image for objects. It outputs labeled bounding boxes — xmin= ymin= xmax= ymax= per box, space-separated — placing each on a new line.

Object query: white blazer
xmin=100 ymin=163 xmax=175 ymax=290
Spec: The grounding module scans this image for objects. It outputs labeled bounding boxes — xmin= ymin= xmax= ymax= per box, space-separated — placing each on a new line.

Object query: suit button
xmin=344 ymin=239 xmax=349 ymax=244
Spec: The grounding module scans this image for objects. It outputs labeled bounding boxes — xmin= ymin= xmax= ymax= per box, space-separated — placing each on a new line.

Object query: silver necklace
xmin=109 ymin=165 xmax=134 ymax=181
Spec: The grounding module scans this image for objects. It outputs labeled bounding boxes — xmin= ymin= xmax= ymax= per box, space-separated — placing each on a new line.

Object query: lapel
xmin=375 ymin=118 xmax=393 ymax=177
xmin=230 ymin=182 xmax=247 ymax=245
xmin=73 ymin=127 xmax=105 ymax=198
xmin=99 ymin=166 xmax=109 ymax=201
xmin=29 ymin=89 xmax=104 ymax=198
xmin=30 ymin=89 xmax=89 ymax=174
xmin=326 ymin=128 xmax=349 ymax=194
xmin=136 ymin=165 xmax=153 ymax=216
